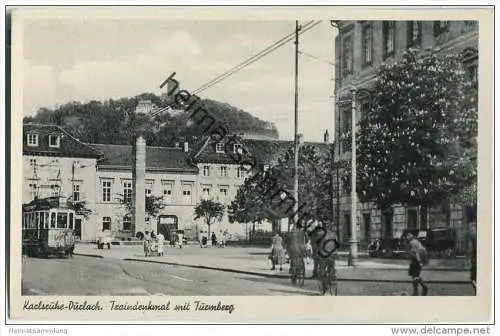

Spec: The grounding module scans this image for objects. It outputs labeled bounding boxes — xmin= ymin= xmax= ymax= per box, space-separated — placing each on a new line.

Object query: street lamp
xmin=348 ymin=83 xmax=358 ymax=266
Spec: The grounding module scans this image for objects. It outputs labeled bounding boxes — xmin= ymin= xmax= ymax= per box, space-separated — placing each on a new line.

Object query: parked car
xmin=368 ymin=228 xmax=457 ymax=258
xmin=97 ymin=230 xmax=113 ymax=249
xmin=368 ymin=237 xmax=404 ymax=258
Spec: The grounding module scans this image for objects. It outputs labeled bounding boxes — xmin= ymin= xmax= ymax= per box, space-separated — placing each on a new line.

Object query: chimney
xmin=184 ymin=141 xmax=189 ymax=153
xmin=324 ymin=130 xmax=330 ymax=143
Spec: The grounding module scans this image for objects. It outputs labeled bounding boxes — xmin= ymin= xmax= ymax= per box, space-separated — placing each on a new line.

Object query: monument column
xmin=132 ymin=136 xmax=146 ymax=235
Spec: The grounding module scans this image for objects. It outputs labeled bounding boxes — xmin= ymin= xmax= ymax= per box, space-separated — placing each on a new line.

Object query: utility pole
xmin=292 ymin=20 xmax=300 ymax=230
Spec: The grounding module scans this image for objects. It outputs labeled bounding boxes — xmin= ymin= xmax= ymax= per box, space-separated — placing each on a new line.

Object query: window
xmin=342 ymin=177 xmax=351 ymax=195
xmin=57 ymin=212 xmax=68 ymax=229
xmin=102 ymin=180 xmax=112 ymax=202
xmin=202 ymin=186 xmax=211 ymax=199
xmin=163 ymin=182 xmax=173 ymax=203
xmin=383 ymin=21 xmax=396 ymax=58
xmin=434 ymin=21 xmax=449 ymax=36
xmin=73 ymin=184 xmax=81 ymax=201
xmin=465 ymin=63 xmax=478 ymax=84
xmin=203 ymin=166 xmax=210 ymax=176
xmin=40 ymin=212 xmax=46 ymax=229
xmin=219 ymin=166 xmax=228 ymax=177
xmin=236 ymin=167 xmax=245 ymax=178
xmin=27 ymin=134 xmax=38 ymax=147
xmin=407 ymin=21 xmax=421 ymax=47
xmin=102 ymin=217 xmax=111 ymax=231
xmin=182 ymin=183 xmax=193 ymax=204
xmin=219 ymin=187 xmax=228 ymax=201
xmin=145 ymin=182 xmax=153 ymax=197
xmin=342 ymin=108 xmax=352 ymax=153
xmin=50 ymin=184 xmax=60 ymax=196
xmin=50 ymin=213 xmax=56 ymax=228
xmin=362 ymin=23 xmax=373 ymax=66
xmin=361 ymin=100 xmax=371 ymax=115
xmin=29 ymin=158 xmax=37 ymax=166
xmin=29 ymin=183 xmax=37 ymax=200
xmin=233 ymin=143 xmax=243 ymax=154
xmin=68 ymin=213 xmax=74 ymax=229
xmin=123 ymin=216 xmax=132 ymax=231
xmin=216 ymin=143 xmax=225 ymax=153
xmin=342 ymin=34 xmax=353 ymax=76
xmin=123 ymin=181 xmax=133 ymax=203
xmin=49 ymin=135 xmax=60 ymax=148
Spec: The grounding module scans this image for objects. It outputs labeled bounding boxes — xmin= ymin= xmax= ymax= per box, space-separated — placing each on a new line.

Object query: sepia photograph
xmin=7 ymin=6 xmax=494 ymax=323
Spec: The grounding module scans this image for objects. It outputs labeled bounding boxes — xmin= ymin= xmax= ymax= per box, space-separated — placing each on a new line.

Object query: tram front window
xmin=57 ymin=212 xmax=68 ymax=229
xmin=51 ymin=212 xmax=56 ymax=228
xmin=40 ymin=212 xmax=46 ymax=229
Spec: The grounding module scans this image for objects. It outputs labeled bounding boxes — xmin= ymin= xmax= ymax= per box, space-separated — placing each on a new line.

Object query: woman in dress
xmin=270 ymin=232 xmax=286 ymax=271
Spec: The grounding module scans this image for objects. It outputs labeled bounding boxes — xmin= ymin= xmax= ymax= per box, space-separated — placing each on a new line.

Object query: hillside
xmin=23 ymin=93 xmax=279 ymax=146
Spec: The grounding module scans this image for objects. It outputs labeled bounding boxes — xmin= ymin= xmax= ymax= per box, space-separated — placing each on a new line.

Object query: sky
xmin=23 ymin=19 xmax=337 ymax=142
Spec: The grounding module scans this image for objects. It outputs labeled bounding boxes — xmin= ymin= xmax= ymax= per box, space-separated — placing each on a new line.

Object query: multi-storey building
xmin=22 ymin=124 xmax=102 ymax=240
xmin=23 ymin=123 xmax=330 ymax=242
xmin=333 ymin=20 xmax=478 ymax=250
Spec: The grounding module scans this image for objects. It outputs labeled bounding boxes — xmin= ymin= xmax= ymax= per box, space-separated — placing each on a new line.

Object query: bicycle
xmin=290 ymin=255 xmax=306 ymax=286
xmin=317 ymin=258 xmax=338 ymax=296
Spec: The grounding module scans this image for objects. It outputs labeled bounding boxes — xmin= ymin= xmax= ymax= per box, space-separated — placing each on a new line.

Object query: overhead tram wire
xmin=191 ymin=20 xmax=322 ymax=95
xmin=298 ymin=50 xmax=335 ymax=67
xmin=150 ymin=20 xmax=322 ymax=120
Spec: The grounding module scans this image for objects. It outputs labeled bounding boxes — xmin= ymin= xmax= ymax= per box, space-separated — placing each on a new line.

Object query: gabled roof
xmin=191 ymin=135 xmax=331 ymax=166
xmin=91 ymin=144 xmax=199 ymax=173
xmin=23 ymin=123 xmax=102 ymax=159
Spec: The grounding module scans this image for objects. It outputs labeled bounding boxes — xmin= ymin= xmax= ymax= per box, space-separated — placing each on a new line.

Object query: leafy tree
xmin=66 ymin=199 xmax=92 ymax=219
xmin=119 ymin=195 xmax=166 ymax=220
xmin=352 ymin=48 xmax=477 ymax=221
xmin=26 ymin=93 xmax=279 ymax=147
xmin=228 ymin=144 xmax=333 ymax=233
xmin=194 ymin=199 xmax=225 ymax=238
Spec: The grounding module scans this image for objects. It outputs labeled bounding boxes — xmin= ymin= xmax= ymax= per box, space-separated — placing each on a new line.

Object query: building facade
xmin=333 ymin=20 xmax=478 ymax=251
xmin=23 ymin=123 xmax=330 ymax=242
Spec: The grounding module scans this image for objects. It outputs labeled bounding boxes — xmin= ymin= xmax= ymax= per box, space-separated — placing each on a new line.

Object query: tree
xmin=66 ymin=199 xmax=92 ymax=219
xmin=119 ymin=195 xmax=166 ymax=221
xmin=353 ymin=48 xmax=477 ymax=220
xmin=27 ymin=93 xmax=279 ymax=147
xmin=194 ymin=199 xmax=225 ymax=238
xmin=228 ymin=144 xmax=332 ymax=233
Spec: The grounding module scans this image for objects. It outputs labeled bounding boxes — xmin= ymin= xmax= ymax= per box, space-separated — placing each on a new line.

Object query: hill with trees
xmin=23 ymin=93 xmax=279 ymax=146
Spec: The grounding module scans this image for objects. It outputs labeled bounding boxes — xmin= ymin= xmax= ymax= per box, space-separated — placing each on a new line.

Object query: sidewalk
xmin=74 ymin=243 xmax=471 ymax=284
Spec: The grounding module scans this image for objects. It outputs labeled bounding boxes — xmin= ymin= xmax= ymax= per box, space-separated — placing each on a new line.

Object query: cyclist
xmin=314 ymin=230 xmax=340 ymax=295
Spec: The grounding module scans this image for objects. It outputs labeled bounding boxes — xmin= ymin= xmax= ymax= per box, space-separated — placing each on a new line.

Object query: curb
xmin=122 ymin=258 xmax=472 ymax=285
xmin=74 ymin=253 xmax=104 ymax=259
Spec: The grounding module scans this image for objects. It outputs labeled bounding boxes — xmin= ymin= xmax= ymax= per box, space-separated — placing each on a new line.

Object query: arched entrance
xmin=157 ymin=215 xmax=178 ymax=242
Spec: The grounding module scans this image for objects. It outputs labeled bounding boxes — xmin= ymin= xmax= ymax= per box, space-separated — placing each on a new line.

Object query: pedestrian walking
xmin=405 ymin=232 xmax=429 ymax=296
xmin=269 ymin=232 xmax=285 ymax=271
xmin=177 ymin=230 xmax=184 ymax=249
xmin=157 ymin=232 xmax=165 ymax=256
xmin=143 ymin=231 xmax=151 ymax=257
xmin=211 ymin=232 xmax=217 ymax=247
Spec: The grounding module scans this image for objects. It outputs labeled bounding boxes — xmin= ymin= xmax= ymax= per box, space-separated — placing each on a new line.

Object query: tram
xmin=22 ymin=196 xmax=76 ymax=258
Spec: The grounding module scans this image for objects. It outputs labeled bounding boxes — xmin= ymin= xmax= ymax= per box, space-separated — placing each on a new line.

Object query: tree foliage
xmin=119 ymin=194 xmax=166 ymax=219
xmin=228 ymin=144 xmax=333 ymax=231
xmin=194 ymin=199 xmax=225 ymax=237
xmin=24 ymin=93 xmax=279 ymax=147
xmin=353 ymin=48 xmax=477 ymax=210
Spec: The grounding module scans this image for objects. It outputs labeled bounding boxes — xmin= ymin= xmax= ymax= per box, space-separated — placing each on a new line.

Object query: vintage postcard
xmin=7 ymin=6 xmax=494 ymax=323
